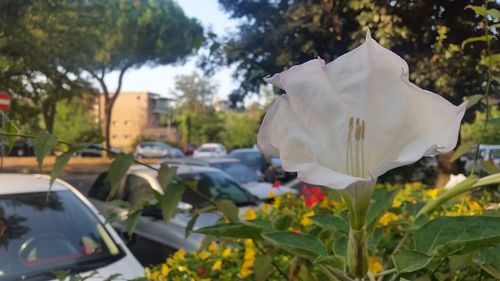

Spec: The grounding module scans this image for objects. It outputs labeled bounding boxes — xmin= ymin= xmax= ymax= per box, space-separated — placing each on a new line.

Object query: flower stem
xmin=347 ymin=227 xmax=369 ymax=278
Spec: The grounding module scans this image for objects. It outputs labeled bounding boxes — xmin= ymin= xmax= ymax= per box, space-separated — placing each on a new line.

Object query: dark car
xmin=228 ymin=148 xmax=267 ymax=173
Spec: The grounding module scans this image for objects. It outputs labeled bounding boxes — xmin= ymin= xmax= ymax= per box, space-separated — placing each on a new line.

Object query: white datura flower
xmin=258 ymin=31 xmax=466 ymax=195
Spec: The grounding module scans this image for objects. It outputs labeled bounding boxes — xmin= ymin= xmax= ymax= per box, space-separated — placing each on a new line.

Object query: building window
xmin=112 ymin=121 xmax=118 ymax=126
xmin=124 ymin=120 xmax=130 ymax=126
xmin=112 ymin=135 xmax=118 ymax=139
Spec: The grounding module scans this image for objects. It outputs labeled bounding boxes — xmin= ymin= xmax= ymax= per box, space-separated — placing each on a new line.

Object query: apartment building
xmin=97 ymin=92 xmax=179 ymax=152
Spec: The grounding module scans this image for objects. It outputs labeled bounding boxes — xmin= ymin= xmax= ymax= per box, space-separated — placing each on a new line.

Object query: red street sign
xmin=0 ymin=92 xmax=10 ymax=112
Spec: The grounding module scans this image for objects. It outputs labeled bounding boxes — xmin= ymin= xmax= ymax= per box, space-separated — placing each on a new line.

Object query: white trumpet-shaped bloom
xmin=258 ymin=31 xmax=466 ymax=190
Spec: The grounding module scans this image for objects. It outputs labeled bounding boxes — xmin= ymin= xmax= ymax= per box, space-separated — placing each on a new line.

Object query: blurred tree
xmin=221 ymin=110 xmax=260 ymax=150
xmin=173 ymin=72 xmax=222 ymax=145
xmin=210 ymin=0 xmax=497 ymax=111
xmin=0 ymin=0 xmax=97 ymax=133
xmin=54 ymin=96 xmax=102 ymax=144
xmin=83 ymin=0 xmax=203 ymax=152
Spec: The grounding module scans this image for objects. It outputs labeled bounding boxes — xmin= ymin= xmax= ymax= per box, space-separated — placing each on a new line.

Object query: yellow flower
xmin=151 ymin=271 xmax=160 ymax=281
xmin=300 ymin=210 xmax=315 ymax=226
xmin=268 ymin=191 xmax=275 ymax=198
xmin=239 ymin=266 xmax=252 ymax=278
xmin=212 ymin=260 xmax=223 ymax=271
xmin=378 ymin=212 xmax=399 ymax=226
xmin=368 ymin=256 xmax=383 ymax=274
xmin=244 ymin=239 xmax=254 ymax=248
xmin=208 ymin=241 xmax=218 ymax=253
xmin=424 ymin=188 xmax=440 ymax=199
xmin=273 ymin=196 xmax=281 ymax=208
xmin=198 ymin=250 xmax=210 ymax=260
xmin=173 ymin=248 xmax=186 ymax=260
xmin=319 ymin=198 xmax=329 ymax=209
xmin=392 ymin=198 xmax=402 ymax=208
xmin=245 ymin=209 xmax=257 ymax=220
xmin=161 ymin=264 xmax=171 ymax=277
xmin=468 ymin=200 xmax=483 ymax=213
xmin=222 ymin=248 xmax=232 ymax=258
xmin=145 ymin=268 xmax=152 ymax=279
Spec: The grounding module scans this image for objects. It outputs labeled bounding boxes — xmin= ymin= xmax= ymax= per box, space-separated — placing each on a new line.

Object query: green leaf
xmin=415 ymin=216 xmax=500 ymax=256
xmin=195 ymin=222 xmax=265 ymax=240
xmin=309 ymin=214 xmax=349 ymax=234
xmin=480 ymin=161 xmax=500 ymax=175
xmin=333 ymin=235 xmax=348 ymax=259
xmin=125 ymin=211 xmax=141 ymax=237
xmin=107 ymin=154 xmax=134 ymax=200
xmin=473 ymin=173 xmax=500 ymax=187
xmin=462 ymin=35 xmax=494 ymax=49
xmin=160 ymin=182 xmax=186 ymax=224
xmin=450 ymin=143 xmax=473 ymax=162
xmin=52 ymin=270 xmax=71 ymax=281
xmin=416 ymin=176 xmax=478 ymax=218
xmin=1 ymin=120 xmax=20 ymax=153
xmin=487 ymin=8 xmax=500 ymax=19
xmin=272 ymin=212 xmax=294 ymax=231
xmin=185 ymin=213 xmax=199 ymax=239
xmin=464 ymin=94 xmax=483 ymax=109
xmin=392 ymin=249 xmax=431 ymax=273
xmin=479 ymin=245 xmax=500 ymax=278
xmin=50 ymin=145 xmax=87 ymax=187
xmin=489 ymin=117 xmax=500 ymax=126
xmin=314 ymin=255 xmax=345 ymax=269
xmin=479 ymin=54 xmax=500 ymax=66
xmin=262 ymin=231 xmax=328 ymax=259
xmin=465 ymin=5 xmax=487 ymax=16
xmin=33 ymin=132 xmax=58 ymax=171
xmin=366 ymin=189 xmax=397 ymax=226
xmin=254 ymin=255 xmax=274 ymax=281
xmin=215 ymin=199 xmax=239 ymax=222
xmin=157 ymin=163 xmax=177 ymax=190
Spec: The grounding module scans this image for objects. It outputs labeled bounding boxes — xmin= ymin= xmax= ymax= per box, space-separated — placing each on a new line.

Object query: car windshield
xmin=0 ymin=191 xmax=123 ymax=280
xmin=198 ymin=147 xmax=216 ymax=152
xmin=179 ymin=171 xmax=254 ymax=207
xmin=228 ymin=151 xmax=263 ymax=169
xmin=211 ymin=162 xmax=259 ymax=183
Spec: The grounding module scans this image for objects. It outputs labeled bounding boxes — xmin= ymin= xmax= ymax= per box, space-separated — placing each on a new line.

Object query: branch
xmin=87 ymin=68 xmax=109 ymax=97
xmin=110 ymin=63 xmax=133 ymax=105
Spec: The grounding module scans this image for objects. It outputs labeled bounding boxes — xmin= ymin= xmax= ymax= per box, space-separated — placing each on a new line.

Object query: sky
xmin=103 ymin=0 xmax=240 ymax=101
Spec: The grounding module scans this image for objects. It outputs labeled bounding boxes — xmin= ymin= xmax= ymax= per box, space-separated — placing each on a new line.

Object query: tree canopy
xmin=210 ymin=0 xmax=498 ymax=112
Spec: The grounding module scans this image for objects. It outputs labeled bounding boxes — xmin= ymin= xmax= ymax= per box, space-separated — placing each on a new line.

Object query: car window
xmin=0 ymin=191 xmax=123 ymax=280
xmin=211 ymin=162 xmax=259 ymax=183
xmin=123 ymin=175 xmax=155 ymax=206
xmin=178 ymin=172 xmax=253 ymax=207
xmin=198 ymin=147 xmax=216 ymax=152
xmin=88 ymin=172 xmax=113 ymax=201
xmin=490 ymin=149 xmax=500 ymax=158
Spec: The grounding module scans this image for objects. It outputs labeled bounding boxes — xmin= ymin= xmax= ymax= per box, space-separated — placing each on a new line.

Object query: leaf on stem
xmin=262 ymin=231 xmax=328 ymax=259
xmin=33 ymin=132 xmax=58 ymax=171
xmin=107 ymin=153 xmax=134 ymax=200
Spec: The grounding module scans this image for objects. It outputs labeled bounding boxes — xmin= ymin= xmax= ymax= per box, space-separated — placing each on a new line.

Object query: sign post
xmin=0 ymin=92 xmax=10 ymax=171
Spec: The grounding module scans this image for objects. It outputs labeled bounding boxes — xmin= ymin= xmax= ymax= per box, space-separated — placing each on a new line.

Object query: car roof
xmin=200 ymin=157 xmax=241 ymax=164
xmin=229 ymin=148 xmax=261 ymax=154
xmin=0 ymin=173 xmax=68 ymax=194
xmin=128 ymin=163 xmax=223 ymax=175
xmin=199 ymin=143 xmax=224 ymax=147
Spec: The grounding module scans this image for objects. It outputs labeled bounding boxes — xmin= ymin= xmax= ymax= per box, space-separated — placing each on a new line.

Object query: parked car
xmin=87 ymin=164 xmax=258 ymax=265
xmin=183 ymin=143 xmax=198 ymax=156
xmin=264 ymin=156 xmax=297 ymax=184
xmin=75 ymin=144 xmax=121 ymax=157
xmin=134 ymin=141 xmax=171 ymax=159
xmin=4 ymin=140 xmax=35 ymax=157
xmin=228 ymin=148 xmax=268 ymax=174
xmin=168 ymin=147 xmax=185 ymax=158
xmin=0 ymin=174 xmax=144 ymax=280
xmin=192 ymin=143 xmax=227 ymax=158
xmin=166 ymin=158 xmax=296 ymax=200
xmin=463 ymin=144 xmax=500 ymax=174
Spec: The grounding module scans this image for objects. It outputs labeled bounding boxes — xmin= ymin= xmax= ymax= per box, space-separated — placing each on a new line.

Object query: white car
xmin=193 ymin=143 xmax=227 ymax=158
xmin=87 ymin=164 xmax=259 ymax=265
xmin=0 ymin=174 xmax=144 ymax=280
xmin=134 ymin=141 xmax=172 ymax=159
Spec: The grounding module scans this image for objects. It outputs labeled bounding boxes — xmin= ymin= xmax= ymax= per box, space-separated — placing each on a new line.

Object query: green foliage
xmin=196 ymin=221 xmax=266 ymax=240
xmin=107 ymin=153 xmax=134 ymax=200
xmin=50 ymin=144 xmax=87 ymax=187
xmin=53 ymin=97 xmax=102 ymax=144
xmin=262 ymin=232 xmax=329 ymax=259
xmin=33 ymin=131 xmax=57 ymax=170
xmin=462 ymin=106 xmax=500 ymax=144
xmin=215 ymin=200 xmax=239 ymax=222
xmin=220 ymin=110 xmax=261 ymax=150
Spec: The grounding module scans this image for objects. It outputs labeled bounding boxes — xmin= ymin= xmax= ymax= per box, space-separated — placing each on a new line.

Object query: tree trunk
xmin=42 ymin=99 xmax=56 ymax=134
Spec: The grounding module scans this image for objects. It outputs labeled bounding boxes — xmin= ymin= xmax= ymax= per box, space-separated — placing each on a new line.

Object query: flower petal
xmin=258 ymin=31 xmax=465 ymax=189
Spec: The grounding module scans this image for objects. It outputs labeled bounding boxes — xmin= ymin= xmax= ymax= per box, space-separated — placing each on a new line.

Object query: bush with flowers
xmin=145 ymin=181 xmax=500 ymax=281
